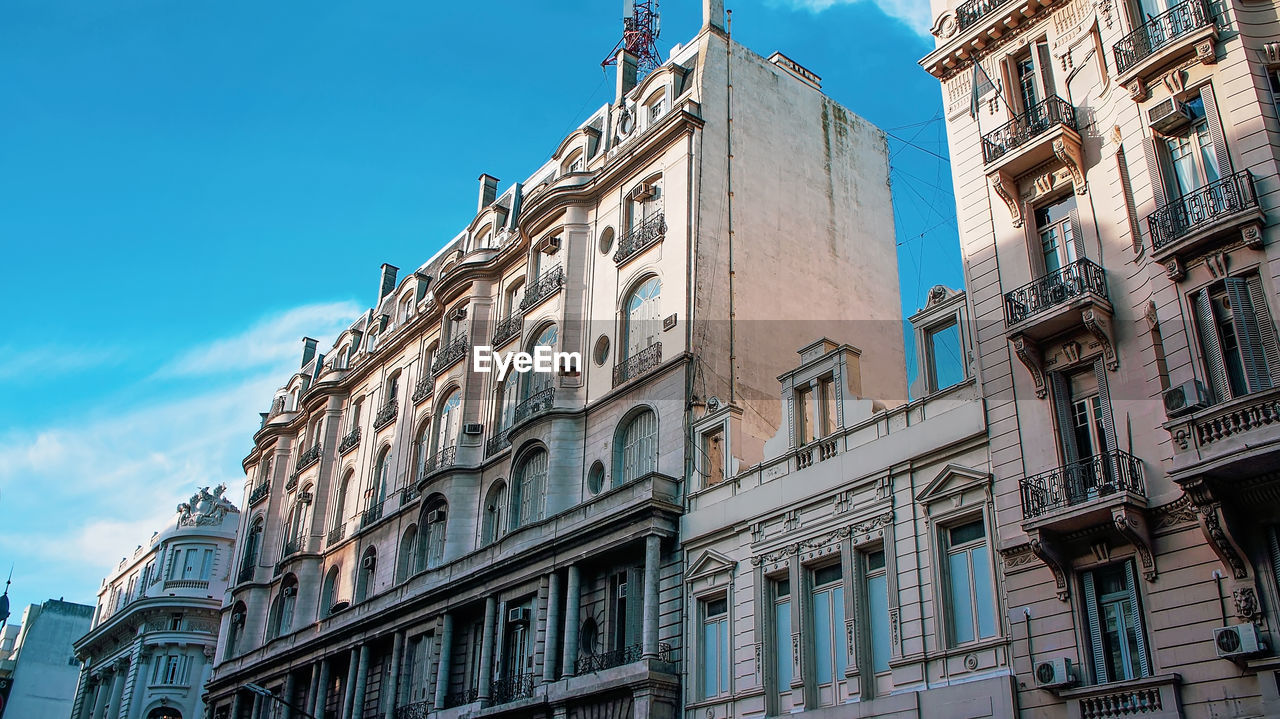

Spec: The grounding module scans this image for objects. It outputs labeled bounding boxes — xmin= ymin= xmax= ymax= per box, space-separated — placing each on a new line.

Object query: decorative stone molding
xmin=1052 ymin=136 xmax=1087 ymax=194
xmin=1152 ymin=495 xmax=1197 ymax=529
xmin=1204 ymin=251 xmax=1228 ymax=279
xmin=1233 ymin=587 xmax=1261 ymax=622
xmin=1242 ymin=222 xmax=1263 ymax=249
xmin=1028 ymin=531 xmax=1072 ymax=601
xmin=1144 ymin=301 xmax=1159 ymax=331
xmin=1112 ymin=506 xmax=1157 ymax=581
xmin=1164 ymin=256 xmax=1185 ymax=281
xmin=931 ymin=11 xmax=958 ymax=38
xmin=1195 ymin=39 xmax=1216 ymax=64
xmin=1011 ymin=334 xmax=1047 ymax=398
xmin=1000 ymin=543 xmax=1037 ymax=570
xmin=1081 ymin=308 xmax=1118 ymax=371
xmin=1183 ymin=479 xmax=1250 ymax=579
xmin=1128 ymin=77 xmax=1148 ymax=101
xmin=990 ymin=172 xmax=1023 ymax=228
xmin=176 ymin=485 xmax=239 ymax=527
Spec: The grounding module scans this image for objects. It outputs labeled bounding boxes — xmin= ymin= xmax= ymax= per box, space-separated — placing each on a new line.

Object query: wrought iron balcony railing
xmin=393 ymin=701 xmax=431 ymax=719
xmin=489 ymin=673 xmax=535 ymax=705
xmin=613 ymin=342 xmax=662 ymax=388
xmin=327 ymin=524 xmax=345 ymax=546
xmin=576 ymin=643 xmax=642 ymax=673
xmin=492 ymin=312 xmax=524 ymax=347
xmin=411 ymin=377 xmax=433 ymax=404
xmin=1019 ymin=450 xmax=1145 ymax=520
xmin=247 ymin=483 xmax=270 ymax=506
xmin=338 ymin=428 xmax=361 ymax=454
xmin=282 ymin=538 xmax=302 ymax=557
xmin=236 ymin=565 xmax=255 ymax=584
xmin=433 ymin=335 xmax=469 ymax=375
xmin=1149 ymin=170 xmax=1257 ymax=251
xmin=614 ymin=213 xmax=667 ymax=265
xmin=401 ymin=484 xmax=420 ymax=506
xmin=513 ymin=388 xmax=555 ymax=425
xmin=1004 ymin=258 xmax=1108 ymax=326
xmin=421 ymin=445 xmax=457 ymax=477
xmin=1113 ymin=0 xmax=1213 ymax=74
xmin=284 ymin=474 xmax=298 ymax=492
xmin=373 ymin=399 xmax=398 ymax=431
xmin=981 ymin=95 xmax=1076 ymax=164
xmin=519 ymin=265 xmax=566 ymax=312
xmin=955 ymin=0 xmax=1016 ymax=31
xmin=486 ymin=430 xmax=511 ymax=457
xmin=360 ymin=501 xmax=385 ymax=529
xmin=442 ymin=688 xmax=478 ymax=709
xmin=295 ymin=444 xmax=321 ymax=473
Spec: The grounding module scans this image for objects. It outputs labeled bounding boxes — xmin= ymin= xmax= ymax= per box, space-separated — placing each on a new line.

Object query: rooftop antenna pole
xmin=601 ymin=0 xmax=663 ymax=76
xmin=726 ymin=9 xmax=736 ymax=405
xmin=0 ymin=566 xmax=12 ymax=634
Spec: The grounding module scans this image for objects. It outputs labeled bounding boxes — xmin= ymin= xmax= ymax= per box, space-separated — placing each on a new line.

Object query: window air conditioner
xmin=1163 ymin=379 xmax=1210 ymax=417
xmin=508 ymin=607 xmax=531 ymax=624
xmin=1033 ymin=657 xmax=1076 ymax=689
xmin=632 ymin=182 xmax=656 ymax=201
xmin=426 ymin=509 xmax=445 ymax=524
xmin=537 ymin=235 xmax=562 ymax=255
xmin=463 ymin=422 xmax=484 ymax=435
xmin=449 ymin=306 xmax=468 ymax=321
xmin=1147 ymin=97 xmax=1194 ymax=134
xmin=1214 ymin=623 xmax=1266 ymax=659
xmin=361 ymin=556 xmax=375 ymax=569
xmin=283 ymin=586 xmax=296 ymax=597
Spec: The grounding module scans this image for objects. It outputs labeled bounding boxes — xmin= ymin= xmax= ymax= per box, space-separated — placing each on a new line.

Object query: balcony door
xmin=1164 ymin=96 xmax=1219 ymax=198
xmin=1013 ymin=41 xmax=1055 ymax=117
xmin=1051 ymin=362 xmax=1118 ymax=502
xmin=1082 ymin=561 xmax=1150 ymax=684
xmin=1036 ymin=195 xmax=1081 ymax=275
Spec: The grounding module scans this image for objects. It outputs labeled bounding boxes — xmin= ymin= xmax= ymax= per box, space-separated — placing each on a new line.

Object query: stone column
xmin=561 ymin=565 xmax=581 ymax=677
xmin=477 ymin=597 xmax=497 ymax=702
xmin=542 ymin=572 xmax=563 ymax=682
xmin=229 ymin=691 xmax=243 ymax=719
xmin=642 ymin=534 xmax=661 ymax=658
xmin=86 ymin=677 xmax=106 ymax=719
xmin=307 ymin=663 xmax=320 ymax=719
xmin=70 ymin=668 xmax=91 ymax=719
xmin=312 ymin=658 xmax=330 ymax=719
xmin=384 ymin=631 xmax=405 ymax=719
xmin=90 ymin=671 xmax=111 ymax=719
xmin=341 ymin=647 xmax=360 ymax=719
xmin=250 ymin=692 xmax=263 ymax=719
xmin=351 ymin=644 xmax=371 ymax=718
xmin=433 ymin=614 xmax=454 ymax=708
xmin=282 ymin=670 xmax=298 ymax=719
xmin=106 ymin=665 xmax=126 ymax=719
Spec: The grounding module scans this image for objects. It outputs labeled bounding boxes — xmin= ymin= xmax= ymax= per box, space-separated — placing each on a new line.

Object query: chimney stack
xmin=300 ymin=337 xmax=318 ymax=368
xmin=379 ymin=263 xmax=399 ymax=300
xmin=615 ymin=49 xmax=638 ymax=102
xmin=478 ymin=174 xmax=500 ymax=212
xmin=703 ymin=0 xmax=725 ymax=31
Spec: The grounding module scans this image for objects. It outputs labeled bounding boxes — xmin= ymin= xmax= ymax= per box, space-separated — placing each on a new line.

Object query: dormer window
xmin=399 ymin=293 xmax=414 ymax=324
xmin=795 ymin=375 xmax=837 ymax=445
xmin=648 ymin=96 xmax=667 ymax=123
xmin=924 ymin=319 xmax=965 ymax=392
xmin=562 ymin=149 xmax=585 ymax=175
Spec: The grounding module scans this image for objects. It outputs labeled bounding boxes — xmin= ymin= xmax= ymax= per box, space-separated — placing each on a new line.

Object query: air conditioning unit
xmin=449 ymin=306 xmax=468 ymax=321
xmin=1214 ymin=623 xmax=1266 ymax=659
xmin=1033 ymin=657 xmax=1076 ymax=689
xmin=1164 ymin=379 xmax=1210 ymax=417
xmin=283 ymin=586 xmax=296 ymax=597
xmin=463 ymin=422 xmax=484 ymax=435
xmin=632 ymin=182 xmax=656 ymax=200
xmin=508 ymin=607 xmax=531 ymax=624
xmin=1148 ymin=97 xmax=1194 ymax=134
xmin=426 ymin=509 xmax=445 ymax=524
xmin=361 ymin=556 xmax=376 ymax=569
xmin=537 ymin=235 xmax=562 ymax=255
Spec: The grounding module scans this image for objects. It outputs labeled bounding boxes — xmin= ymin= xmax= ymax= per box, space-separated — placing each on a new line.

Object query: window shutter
xmin=1037 ymin=42 xmax=1057 ymax=99
xmin=1143 ymin=137 xmax=1166 ymax=207
xmin=1069 ymin=208 xmax=1087 ymax=262
xmin=1050 ymin=372 xmax=1080 ymax=463
xmin=1093 ymin=359 xmax=1117 ymax=453
xmin=1226 ymin=277 xmax=1272 ymax=392
xmin=1246 ymin=275 xmax=1280 ymax=384
xmin=626 ymin=566 xmax=645 ymax=647
xmin=1082 ymin=570 xmax=1109 ymax=684
xmin=1193 ymin=289 xmax=1231 ymax=402
xmin=1200 ymin=85 xmax=1233 ymax=177
xmin=1124 ymin=561 xmax=1151 ymax=678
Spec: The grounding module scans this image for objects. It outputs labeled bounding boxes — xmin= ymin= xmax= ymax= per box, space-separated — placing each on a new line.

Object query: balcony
xmin=519 ymin=265 xmax=566 ymax=313
xmin=1058 ymin=674 xmax=1182 ymax=719
xmin=338 ymin=428 xmax=361 ymax=455
xmin=247 ymin=483 xmax=269 ymax=506
xmin=1004 ymin=259 xmax=1111 ymax=339
xmin=236 ymin=565 xmax=254 ymax=584
xmin=373 ymin=400 xmax=398 ymax=431
xmin=1113 ymin=0 xmax=1215 ymax=89
xmin=284 ymin=474 xmax=298 ymax=492
xmin=489 ymin=673 xmax=535 ymax=705
xmin=614 ymin=213 xmax=666 ymax=266
xmin=513 ymin=388 xmax=555 ymax=425
xmin=327 ymin=524 xmax=345 ymax=546
xmin=486 ymin=431 xmax=511 ymax=457
xmin=433 ymin=335 xmax=468 ymax=375
xmin=983 ymin=96 xmax=1076 ymax=165
xmin=492 ymin=312 xmax=523 ymax=347
xmin=1167 ymin=385 xmax=1280 ymax=479
xmin=1149 ymin=171 xmax=1262 ymax=274
xmin=401 ymin=485 xmax=420 ymax=506
xmin=613 ymin=343 xmax=663 ymax=388
xmin=393 ymin=701 xmax=430 ymax=719
xmin=411 ymin=377 xmax=433 ymax=404
xmin=1020 ymin=450 xmax=1145 ymax=527
xmin=163 ymin=579 xmax=210 ymax=591
xmin=294 ymin=444 xmax=321 ymax=474
xmin=955 ymin=0 xmax=1014 ymax=31
xmin=442 ymin=688 xmax=478 ymax=709
xmin=360 ymin=501 xmax=385 ymax=530
xmin=420 ymin=445 xmax=457 ymax=479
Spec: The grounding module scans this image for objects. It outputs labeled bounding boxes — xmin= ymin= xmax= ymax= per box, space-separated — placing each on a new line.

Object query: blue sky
xmin=0 ymin=0 xmax=958 ymax=613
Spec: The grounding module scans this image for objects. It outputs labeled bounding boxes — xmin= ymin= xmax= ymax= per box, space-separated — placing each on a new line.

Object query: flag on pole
xmin=970 ymin=61 xmax=998 ymax=119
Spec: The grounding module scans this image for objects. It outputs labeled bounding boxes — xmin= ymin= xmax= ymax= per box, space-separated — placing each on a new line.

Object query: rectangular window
xmin=772 ymin=578 xmax=793 ymax=691
xmin=810 ymin=563 xmax=847 ymax=688
xmin=1162 ymin=96 xmax=1219 ymax=198
xmin=795 ymin=385 xmax=815 ymax=445
xmin=1012 ymin=40 xmax=1055 ymax=113
xmin=943 ymin=517 xmax=998 ymax=645
xmin=1083 ymin=561 xmax=1150 ymax=684
xmin=864 ymin=550 xmax=891 ymax=673
xmin=1036 ymin=194 xmax=1079 ymax=273
xmin=818 ymin=376 xmax=837 ymax=437
xmin=702 ymin=425 xmax=725 ymax=487
xmin=700 ymin=597 xmax=730 ymax=699
xmin=1192 ymin=275 xmax=1280 ymax=402
xmin=926 ymin=319 xmax=966 ymax=392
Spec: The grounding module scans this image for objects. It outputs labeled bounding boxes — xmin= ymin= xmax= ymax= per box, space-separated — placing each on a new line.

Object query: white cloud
xmin=160 ymin=301 xmax=361 ymax=377
xmin=0 ymin=345 xmax=125 ymax=381
xmin=778 ymin=0 xmax=933 ymax=37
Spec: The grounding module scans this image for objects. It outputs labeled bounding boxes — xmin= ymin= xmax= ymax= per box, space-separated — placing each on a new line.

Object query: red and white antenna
xmin=602 ymin=0 xmax=662 ymax=75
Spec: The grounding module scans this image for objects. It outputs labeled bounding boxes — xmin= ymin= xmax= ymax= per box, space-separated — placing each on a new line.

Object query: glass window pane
xmin=927 ymin=321 xmax=965 ymax=390
xmin=720 ymin=617 xmax=730 ymax=694
xmin=948 ymin=550 xmax=975 ymax=644
xmin=833 ymin=586 xmax=847 ymax=677
xmin=702 ymin=621 xmax=718 ymax=697
xmin=868 ymin=574 xmax=890 ymax=672
xmin=972 ymin=545 xmax=997 ymax=639
xmin=813 ymin=590 xmax=833 ymax=683
xmin=775 ymin=599 xmax=792 ymax=688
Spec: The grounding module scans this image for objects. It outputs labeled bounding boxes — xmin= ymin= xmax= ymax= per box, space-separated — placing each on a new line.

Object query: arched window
xmin=435 ymin=390 xmax=462 ymax=456
xmin=355 ymin=548 xmax=377 ymax=602
xmin=239 ymin=519 xmax=263 ymax=579
xmin=369 ymin=447 xmax=391 ymax=511
xmin=400 ymin=293 xmax=414 ymax=324
xmin=283 ymin=487 xmax=311 ymax=554
xmin=494 ymin=375 xmax=519 ymax=435
xmin=320 ymin=566 xmax=341 ymax=616
xmin=522 ymin=324 xmax=558 ymax=400
xmin=481 ymin=481 xmax=507 ymax=546
xmin=385 ymin=370 xmax=402 ymax=405
xmin=475 ymin=226 xmax=494 ymax=250
xmin=562 ymin=148 xmax=585 ymax=175
xmin=510 ymin=448 xmax=549 ymax=530
xmin=332 ymin=470 xmax=353 ymax=534
xmin=615 ymin=409 xmax=658 ymax=486
xmin=413 ymin=421 xmax=431 ymax=481
xmin=626 ymin=178 xmax=662 ymax=231
xmin=504 ymin=280 xmax=525 ymax=319
xmin=423 ymin=497 xmax=448 ymax=569
xmin=396 ymin=525 xmax=420 ymax=583
xmin=269 ymin=575 xmax=298 ymax=639
xmin=622 ymin=277 xmax=661 ymax=359
xmin=580 ymin=617 xmax=599 ymax=656
xmin=225 ymin=602 xmax=246 ymax=658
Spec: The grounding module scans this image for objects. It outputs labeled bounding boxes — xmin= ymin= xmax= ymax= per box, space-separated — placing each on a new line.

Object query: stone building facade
xmin=921 ymin=0 xmax=1280 ymax=713
xmin=203 ymin=2 xmax=907 ymax=718
xmin=69 ymin=486 xmax=240 ymax=719
xmin=0 ymin=598 xmax=93 ymax=719
xmin=681 ymin=288 xmax=1021 ymax=719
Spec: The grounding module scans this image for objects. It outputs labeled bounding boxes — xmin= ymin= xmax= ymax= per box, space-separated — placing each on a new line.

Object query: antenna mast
xmin=601 ymin=0 xmax=662 ymax=75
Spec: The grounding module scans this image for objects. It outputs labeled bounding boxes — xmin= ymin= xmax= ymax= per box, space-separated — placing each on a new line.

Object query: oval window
xmin=587 ymin=461 xmax=605 ymax=495
xmin=593 ymin=336 xmax=610 ymax=366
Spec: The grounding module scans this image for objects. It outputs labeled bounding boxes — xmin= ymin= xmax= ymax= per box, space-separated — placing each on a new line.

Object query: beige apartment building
xmin=681 ymin=287 xmax=1021 ymax=719
xmin=71 ymin=486 xmax=240 ymax=719
xmin=921 ymin=0 xmax=1280 ymax=714
xmin=203 ymin=2 xmax=906 ymax=718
